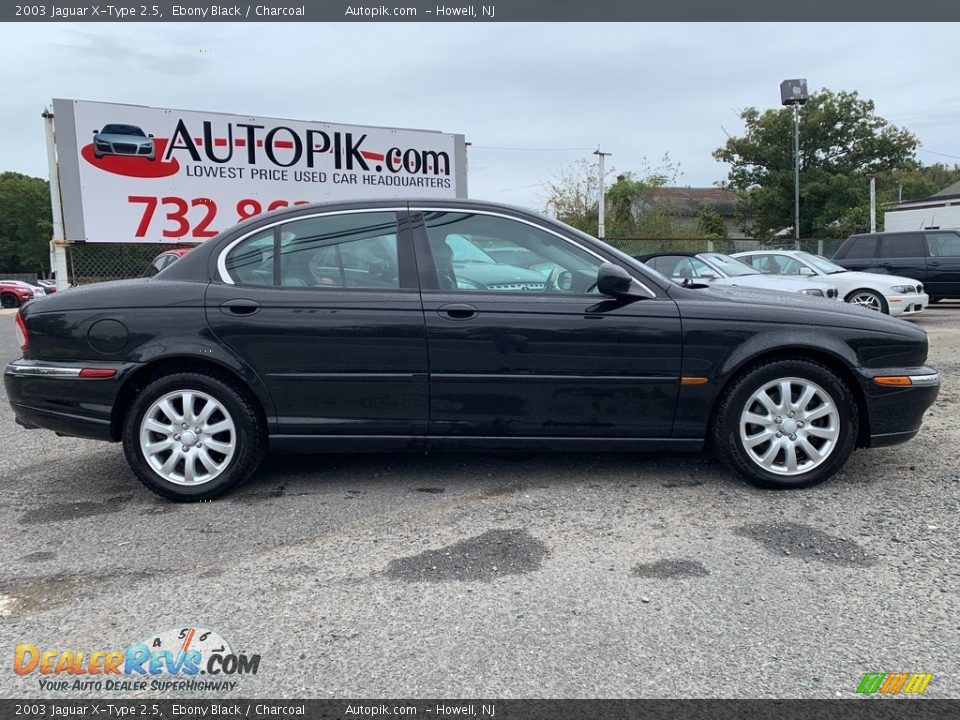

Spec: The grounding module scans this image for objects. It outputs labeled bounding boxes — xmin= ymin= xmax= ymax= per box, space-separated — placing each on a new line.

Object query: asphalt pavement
xmin=1 ymin=303 xmax=958 ymax=698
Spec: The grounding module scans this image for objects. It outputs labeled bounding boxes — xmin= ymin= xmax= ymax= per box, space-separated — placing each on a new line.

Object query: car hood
xmin=453 ymin=262 xmax=546 ymax=285
xmin=711 ymin=274 xmax=825 ymax=292
xmin=675 ymin=283 xmax=925 ymax=335
xmin=95 ymin=133 xmax=152 ymax=143
xmin=831 ymin=270 xmax=923 ymax=289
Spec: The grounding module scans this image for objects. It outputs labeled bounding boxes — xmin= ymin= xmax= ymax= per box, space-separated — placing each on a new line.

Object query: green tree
xmin=714 ymin=89 xmax=919 ymax=238
xmin=541 ymin=158 xmax=606 ymax=234
xmin=542 ymin=154 xmax=680 ymax=238
xmin=0 ymin=172 xmax=52 ymax=274
xmin=695 ymin=202 xmax=727 ymax=239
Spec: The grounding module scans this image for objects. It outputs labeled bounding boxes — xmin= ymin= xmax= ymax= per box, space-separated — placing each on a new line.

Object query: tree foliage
xmin=714 ymin=89 xmax=919 ymax=238
xmin=0 ymin=172 xmax=52 ymax=274
xmin=542 ymin=154 xmax=680 ymax=238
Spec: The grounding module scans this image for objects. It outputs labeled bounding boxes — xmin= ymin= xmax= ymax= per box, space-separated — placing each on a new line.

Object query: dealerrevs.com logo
xmin=13 ymin=626 xmax=259 ymax=693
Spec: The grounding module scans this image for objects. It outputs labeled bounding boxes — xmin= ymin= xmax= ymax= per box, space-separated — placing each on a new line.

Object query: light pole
xmin=780 ymin=79 xmax=808 ymax=250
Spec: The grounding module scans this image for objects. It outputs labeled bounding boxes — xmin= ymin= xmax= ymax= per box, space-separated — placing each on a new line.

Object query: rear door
xmin=924 ymin=231 xmax=960 ymax=298
xmin=205 ymin=209 xmax=429 ymax=437
xmin=875 ymin=233 xmax=926 ymax=284
xmin=411 ymin=208 xmax=682 ymax=438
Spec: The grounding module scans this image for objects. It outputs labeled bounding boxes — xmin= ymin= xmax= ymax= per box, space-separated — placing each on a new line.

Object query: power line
xmin=470 ymin=145 xmax=595 ymax=152
xmin=917 ymin=147 xmax=960 ymax=161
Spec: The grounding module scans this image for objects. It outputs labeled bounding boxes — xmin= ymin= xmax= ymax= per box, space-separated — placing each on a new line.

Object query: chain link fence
xmin=65 ymin=243 xmax=195 ymax=285
xmin=58 ymin=238 xmax=845 ymax=286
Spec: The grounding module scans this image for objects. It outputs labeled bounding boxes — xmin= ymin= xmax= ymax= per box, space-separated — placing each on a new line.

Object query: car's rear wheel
xmin=845 ymin=288 xmax=888 ymax=313
xmin=713 ymin=359 xmax=858 ymax=489
xmin=122 ymin=372 xmax=265 ymax=501
xmin=1 ymin=293 xmax=19 ymax=308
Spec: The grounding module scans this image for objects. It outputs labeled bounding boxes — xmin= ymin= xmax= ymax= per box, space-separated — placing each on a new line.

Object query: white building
xmin=884 ymin=181 xmax=960 ymax=231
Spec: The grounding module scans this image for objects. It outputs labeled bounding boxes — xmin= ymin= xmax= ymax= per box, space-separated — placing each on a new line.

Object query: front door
xmin=205 ymin=210 xmax=429 ymax=437
xmin=924 ymin=231 xmax=960 ymax=298
xmin=412 ymin=209 xmax=682 ymax=438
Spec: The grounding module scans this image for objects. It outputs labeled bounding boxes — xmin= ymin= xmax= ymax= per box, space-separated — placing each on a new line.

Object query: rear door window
xmin=878 ymin=233 xmax=924 ymax=258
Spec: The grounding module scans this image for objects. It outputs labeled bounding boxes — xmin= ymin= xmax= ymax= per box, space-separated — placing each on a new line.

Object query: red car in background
xmin=145 ymin=247 xmax=194 ymax=276
xmin=0 ymin=280 xmax=45 ymax=308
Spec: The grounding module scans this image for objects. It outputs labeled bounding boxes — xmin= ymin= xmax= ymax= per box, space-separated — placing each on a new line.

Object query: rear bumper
xmin=855 ymin=366 xmax=939 ymax=447
xmin=4 ymin=359 xmax=139 ymax=442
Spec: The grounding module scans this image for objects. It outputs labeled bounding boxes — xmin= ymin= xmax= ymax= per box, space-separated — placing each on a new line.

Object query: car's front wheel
xmin=1 ymin=293 xmax=20 ymax=308
xmin=713 ymin=359 xmax=858 ymax=489
xmin=122 ymin=372 xmax=265 ymax=501
xmin=845 ymin=288 xmax=888 ymax=313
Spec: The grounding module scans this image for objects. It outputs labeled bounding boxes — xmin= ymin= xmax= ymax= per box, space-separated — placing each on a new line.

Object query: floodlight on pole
xmin=780 ymin=79 xmax=808 ymax=250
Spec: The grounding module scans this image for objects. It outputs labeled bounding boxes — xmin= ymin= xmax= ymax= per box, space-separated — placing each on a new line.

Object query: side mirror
xmin=597 ymin=263 xmax=637 ymax=297
xmin=93 ymin=129 xmax=99 ymax=134
xmin=699 ymin=272 xmax=719 ymax=280
xmin=799 ymin=267 xmax=815 ymax=276
xmin=148 ymin=133 xmax=154 ymax=138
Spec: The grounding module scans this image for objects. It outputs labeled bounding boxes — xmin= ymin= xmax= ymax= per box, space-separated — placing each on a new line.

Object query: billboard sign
xmin=52 ymin=99 xmax=467 ymax=243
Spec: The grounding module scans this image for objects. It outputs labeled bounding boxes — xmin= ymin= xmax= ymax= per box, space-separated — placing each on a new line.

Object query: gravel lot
xmin=1 ymin=303 xmax=958 ymax=699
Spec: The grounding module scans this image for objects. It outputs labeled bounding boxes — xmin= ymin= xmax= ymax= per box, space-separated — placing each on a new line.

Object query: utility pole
xmin=594 ymin=148 xmax=612 ymax=239
xmin=869 ymin=176 xmax=877 ymax=233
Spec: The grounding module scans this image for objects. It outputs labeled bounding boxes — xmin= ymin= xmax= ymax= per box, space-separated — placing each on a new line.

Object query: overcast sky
xmin=2 ymin=22 xmax=959 ymax=209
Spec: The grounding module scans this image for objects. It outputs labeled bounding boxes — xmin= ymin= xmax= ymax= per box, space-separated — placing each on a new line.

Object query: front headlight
xmin=800 ymin=288 xmax=824 ymax=297
xmin=890 ymin=285 xmax=915 ymax=294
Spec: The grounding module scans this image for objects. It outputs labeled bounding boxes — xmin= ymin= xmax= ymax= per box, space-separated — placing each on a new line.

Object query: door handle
xmin=437 ymin=303 xmax=479 ymax=321
xmin=220 ymin=299 xmax=260 ymax=316
xmin=929 ymin=261 xmax=941 ymax=267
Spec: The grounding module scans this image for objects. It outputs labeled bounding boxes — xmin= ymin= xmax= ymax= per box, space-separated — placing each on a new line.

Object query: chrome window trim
xmin=216 ymin=206 xmax=657 ymax=298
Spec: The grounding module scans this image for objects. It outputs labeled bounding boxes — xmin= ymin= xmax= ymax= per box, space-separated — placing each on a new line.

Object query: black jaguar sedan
xmin=4 ymin=200 xmax=940 ymax=501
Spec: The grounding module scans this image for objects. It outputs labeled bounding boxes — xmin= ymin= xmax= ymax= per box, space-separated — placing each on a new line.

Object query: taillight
xmin=14 ymin=312 xmax=28 ymax=351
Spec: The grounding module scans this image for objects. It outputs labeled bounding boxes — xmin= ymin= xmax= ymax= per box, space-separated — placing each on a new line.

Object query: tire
xmin=122 ymin=372 xmax=265 ymax=501
xmin=845 ymin=288 xmax=888 ymax=314
xmin=712 ymin=359 xmax=859 ymax=490
xmin=1 ymin=293 xmax=19 ymax=308
xmin=929 ymin=297 xmax=942 ymax=304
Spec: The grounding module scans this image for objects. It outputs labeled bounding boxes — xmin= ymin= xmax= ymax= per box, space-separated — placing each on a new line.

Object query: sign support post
xmin=43 ymin=108 xmax=70 ymax=290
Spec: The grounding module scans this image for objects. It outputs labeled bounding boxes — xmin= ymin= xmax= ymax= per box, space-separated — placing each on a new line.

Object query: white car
xmin=636 ymin=252 xmax=840 ymax=299
xmin=732 ymin=250 xmax=928 ymax=317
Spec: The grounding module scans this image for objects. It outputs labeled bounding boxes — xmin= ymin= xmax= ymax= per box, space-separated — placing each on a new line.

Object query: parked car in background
xmin=732 ymin=250 xmax=928 ymax=316
xmin=35 ymin=280 xmax=58 ymax=294
xmin=832 ymin=230 xmax=960 ymax=303
xmin=0 ymin=281 xmax=45 ymax=307
xmin=636 ymin=252 xmax=840 ymax=299
xmin=146 ymin=247 xmax=194 ymax=277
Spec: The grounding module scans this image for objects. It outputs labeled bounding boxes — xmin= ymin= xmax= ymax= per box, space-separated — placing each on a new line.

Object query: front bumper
xmin=887 ymin=292 xmax=928 ymax=317
xmin=855 ymin=366 xmax=939 ymax=447
xmin=4 ymin=359 xmax=139 ymax=441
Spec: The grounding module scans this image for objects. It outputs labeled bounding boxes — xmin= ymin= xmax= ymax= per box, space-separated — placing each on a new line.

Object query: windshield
xmin=100 ymin=124 xmax=146 ymax=136
xmin=699 ymin=253 xmax=758 ymax=277
xmin=797 ymin=251 xmax=845 ymax=274
xmin=550 ymin=217 xmax=675 ymax=286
